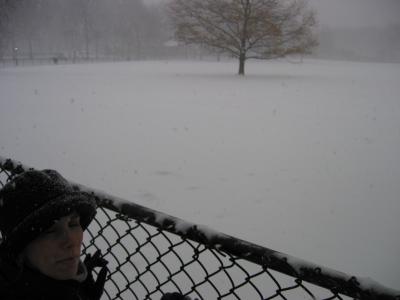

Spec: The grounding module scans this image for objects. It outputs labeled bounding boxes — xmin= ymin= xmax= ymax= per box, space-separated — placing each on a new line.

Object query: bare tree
xmin=0 ymin=0 xmax=17 ymax=31
xmin=0 ymin=0 xmax=21 ymax=57
xmin=168 ymin=0 xmax=317 ymax=75
xmin=0 ymin=0 xmax=169 ymax=63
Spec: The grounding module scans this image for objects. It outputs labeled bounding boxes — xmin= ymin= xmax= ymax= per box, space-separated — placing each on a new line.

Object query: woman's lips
xmin=57 ymin=256 xmax=79 ymax=265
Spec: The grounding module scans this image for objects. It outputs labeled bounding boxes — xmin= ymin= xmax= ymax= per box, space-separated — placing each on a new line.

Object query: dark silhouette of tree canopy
xmin=168 ymin=0 xmax=318 ymax=75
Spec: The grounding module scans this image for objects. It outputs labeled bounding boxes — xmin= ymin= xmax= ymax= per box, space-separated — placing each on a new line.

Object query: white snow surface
xmin=0 ymin=59 xmax=399 ymax=289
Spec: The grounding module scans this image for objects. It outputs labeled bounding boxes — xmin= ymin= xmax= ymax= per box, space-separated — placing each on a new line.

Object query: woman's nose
xmin=59 ymin=228 xmax=77 ymax=247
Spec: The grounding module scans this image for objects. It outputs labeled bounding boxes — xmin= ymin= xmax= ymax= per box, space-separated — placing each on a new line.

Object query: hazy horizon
xmin=144 ymin=0 xmax=400 ymax=29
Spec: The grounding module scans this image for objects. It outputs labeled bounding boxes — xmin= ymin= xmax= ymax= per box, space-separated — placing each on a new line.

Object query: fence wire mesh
xmin=0 ymin=157 xmax=399 ymax=300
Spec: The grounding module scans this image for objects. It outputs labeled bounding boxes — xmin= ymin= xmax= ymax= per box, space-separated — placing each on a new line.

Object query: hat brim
xmin=3 ymin=192 xmax=97 ymax=254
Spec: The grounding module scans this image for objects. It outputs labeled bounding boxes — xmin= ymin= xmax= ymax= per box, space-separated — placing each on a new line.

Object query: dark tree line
xmin=0 ymin=0 xmax=20 ymax=56
xmin=0 ymin=0 xmax=169 ymax=62
xmin=0 ymin=0 xmax=320 ymax=69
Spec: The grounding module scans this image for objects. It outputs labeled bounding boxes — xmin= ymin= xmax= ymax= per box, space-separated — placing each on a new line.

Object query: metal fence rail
xmin=0 ymin=156 xmax=399 ymax=300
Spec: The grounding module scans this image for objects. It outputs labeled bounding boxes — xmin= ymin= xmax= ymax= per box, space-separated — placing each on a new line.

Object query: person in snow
xmin=0 ymin=169 xmax=108 ymax=300
xmin=0 ymin=169 xmax=190 ymax=300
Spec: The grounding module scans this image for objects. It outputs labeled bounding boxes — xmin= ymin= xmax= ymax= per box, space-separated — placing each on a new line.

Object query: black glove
xmin=82 ymin=250 xmax=109 ymax=300
xmin=161 ymin=292 xmax=191 ymax=300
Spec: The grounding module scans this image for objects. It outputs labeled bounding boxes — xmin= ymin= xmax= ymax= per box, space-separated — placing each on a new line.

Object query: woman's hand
xmin=82 ymin=250 xmax=109 ymax=300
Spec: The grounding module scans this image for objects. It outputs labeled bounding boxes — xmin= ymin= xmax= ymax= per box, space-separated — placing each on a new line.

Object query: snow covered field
xmin=0 ymin=59 xmax=399 ymax=289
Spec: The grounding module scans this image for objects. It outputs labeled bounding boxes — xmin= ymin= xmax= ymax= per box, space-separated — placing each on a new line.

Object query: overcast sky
xmin=145 ymin=0 xmax=400 ymax=29
xmin=308 ymin=0 xmax=400 ymax=28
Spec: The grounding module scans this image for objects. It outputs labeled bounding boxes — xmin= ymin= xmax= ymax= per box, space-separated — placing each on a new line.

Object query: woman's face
xmin=23 ymin=213 xmax=83 ymax=280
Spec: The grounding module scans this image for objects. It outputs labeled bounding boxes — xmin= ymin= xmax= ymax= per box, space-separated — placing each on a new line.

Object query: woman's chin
xmin=52 ymin=257 xmax=80 ymax=280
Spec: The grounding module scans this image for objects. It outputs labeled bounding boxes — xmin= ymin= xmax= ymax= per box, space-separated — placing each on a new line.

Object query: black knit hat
xmin=0 ymin=169 xmax=97 ymax=255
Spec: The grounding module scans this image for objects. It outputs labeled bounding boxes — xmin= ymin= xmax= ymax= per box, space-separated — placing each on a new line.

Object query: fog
xmin=309 ymin=0 xmax=400 ymax=62
xmin=308 ymin=0 xmax=400 ymax=29
xmin=1 ymin=0 xmax=400 ymax=64
xmin=144 ymin=0 xmax=400 ymax=29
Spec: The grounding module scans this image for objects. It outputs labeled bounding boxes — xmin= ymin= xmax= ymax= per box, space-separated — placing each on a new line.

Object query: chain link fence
xmin=0 ymin=157 xmax=399 ymax=300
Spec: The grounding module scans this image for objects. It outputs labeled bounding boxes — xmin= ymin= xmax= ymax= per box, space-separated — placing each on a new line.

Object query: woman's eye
xmin=43 ymin=227 xmax=57 ymax=235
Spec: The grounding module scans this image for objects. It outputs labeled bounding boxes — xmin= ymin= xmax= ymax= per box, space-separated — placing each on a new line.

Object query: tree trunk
xmin=238 ymin=53 xmax=245 ymax=75
xmin=84 ymin=26 xmax=90 ymax=60
xmin=28 ymin=38 xmax=34 ymax=61
xmin=135 ymin=29 xmax=142 ymax=60
xmin=83 ymin=7 xmax=90 ymax=61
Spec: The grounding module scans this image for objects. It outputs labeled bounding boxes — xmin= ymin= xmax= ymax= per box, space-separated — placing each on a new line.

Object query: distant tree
xmin=0 ymin=0 xmax=21 ymax=56
xmin=8 ymin=0 xmax=42 ymax=60
xmin=79 ymin=0 xmax=93 ymax=60
xmin=168 ymin=0 xmax=318 ymax=75
xmin=0 ymin=0 xmax=16 ymax=30
xmin=0 ymin=0 xmax=172 ymax=63
xmin=114 ymin=0 xmax=149 ymax=60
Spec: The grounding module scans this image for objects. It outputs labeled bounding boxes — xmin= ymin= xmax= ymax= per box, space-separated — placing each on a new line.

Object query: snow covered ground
xmin=0 ymin=58 xmax=399 ymax=289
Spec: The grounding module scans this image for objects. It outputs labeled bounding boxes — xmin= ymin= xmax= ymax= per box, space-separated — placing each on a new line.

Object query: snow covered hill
xmin=0 ymin=59 xmax=399 ymax=289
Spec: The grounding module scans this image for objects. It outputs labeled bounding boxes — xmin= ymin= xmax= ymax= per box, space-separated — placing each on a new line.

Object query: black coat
xmin=0 ymin=256 xmax=98 ymax=300
xmin=0 ymin=265 xmax=190 ymax=300
xmin=0 ymin=251 xmax=187 ymax=300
